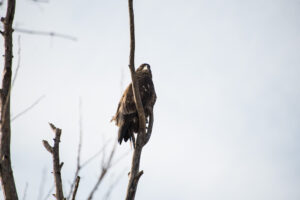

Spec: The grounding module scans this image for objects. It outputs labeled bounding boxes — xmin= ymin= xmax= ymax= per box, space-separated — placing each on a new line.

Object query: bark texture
xmin=0 ymin=0 xmax=19 ymax=199
xmin=43 ymin=123 xmax=65 ymax=200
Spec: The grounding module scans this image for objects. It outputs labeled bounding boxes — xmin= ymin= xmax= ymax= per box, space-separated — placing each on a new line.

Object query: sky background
xmin=0 ymin=0 xmax=300 ymax=199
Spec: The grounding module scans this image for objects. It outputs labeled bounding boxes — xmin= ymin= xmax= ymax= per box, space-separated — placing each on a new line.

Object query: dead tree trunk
xmin=0 ymin=0 xmax=19 ymax=199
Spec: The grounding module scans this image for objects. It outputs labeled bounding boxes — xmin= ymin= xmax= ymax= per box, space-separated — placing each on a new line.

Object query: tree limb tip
xmin=48 ymin=122 xmax=62 ymax=136
xmin=42 ymin=140 xmax=53 ymax=153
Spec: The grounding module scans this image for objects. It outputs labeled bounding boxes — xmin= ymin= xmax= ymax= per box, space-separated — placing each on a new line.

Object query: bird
xmin=111 ymin=63 xmax=157 ymax=145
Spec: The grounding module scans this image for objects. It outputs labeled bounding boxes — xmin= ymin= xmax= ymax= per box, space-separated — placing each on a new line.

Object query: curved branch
xmin=127 ymin=0 xmax=146 ymax=134
xmin=0 ymin=0 xmax=19 ymax=199
xmin=125 ymin=0 xmax=153 ymax=199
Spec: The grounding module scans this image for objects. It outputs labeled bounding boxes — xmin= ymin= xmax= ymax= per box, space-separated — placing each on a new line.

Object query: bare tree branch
xmin=14 ymin=27 xmax=77 ymax=41
xmin=125 ymin=0 xmax=155 ymax=199
xmin=4 ymin=32 xmax=44 ymax=124
xmin=43 ymin=123 xmax=64 ymax=200
xmin=81 ymin=139 xmax=111 ymax=169
xmin=42 ymin=140 xmax=52 ymax=153
xmin=127 ymin=0 xmax=147 ymax=133
xmin=71 ymin=176 xmax=80 ymax=200
xmin=67 ymin=99 xmax=83 ymax=200
xmin=11 ymin=35 xmax=21 ymax=88
xmin=0 ymin=0 xmax=19 ymax=199
xmin=11 ymin=95 xmax=45 ymax=121
xmin=87 ymin=143 xmax=117 ymax=200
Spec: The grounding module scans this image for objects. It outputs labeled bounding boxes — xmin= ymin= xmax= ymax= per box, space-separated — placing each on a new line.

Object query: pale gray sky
xmin=1 ymin=0 xmax=300 ymax=199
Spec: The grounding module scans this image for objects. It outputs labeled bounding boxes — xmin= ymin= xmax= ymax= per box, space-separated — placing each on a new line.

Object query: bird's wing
xmin=119 ymin=84 xmax=137 ymax=115
xmin=112 ymin=83 xmax=137 ymax=125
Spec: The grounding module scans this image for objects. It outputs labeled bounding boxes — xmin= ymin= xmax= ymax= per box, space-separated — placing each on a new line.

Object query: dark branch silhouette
xmin=125 ymin=0 xmax=155 ymax=199
xmin=0 ymin=0 xmax=19 ymax=199
xmin=71 ymin=176 xmax=80 ymax=200
xmin=42 ymin=123 xmax=64 ymax=200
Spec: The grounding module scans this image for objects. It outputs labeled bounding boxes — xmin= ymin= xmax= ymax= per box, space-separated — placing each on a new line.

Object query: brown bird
xmin=112 ymin=63 xmax=157 ymax=144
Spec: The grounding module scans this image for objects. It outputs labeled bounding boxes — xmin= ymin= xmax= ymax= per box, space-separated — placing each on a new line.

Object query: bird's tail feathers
xmin=118 ymin=121 xmax=131 ymax=144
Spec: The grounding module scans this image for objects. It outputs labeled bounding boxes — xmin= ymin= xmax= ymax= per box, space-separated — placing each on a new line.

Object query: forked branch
xmin=42 ymin=123 xmax=65 ymax=200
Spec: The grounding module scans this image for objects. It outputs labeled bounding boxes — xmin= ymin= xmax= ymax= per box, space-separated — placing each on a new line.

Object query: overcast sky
xmin=0 ymin=0 xmax=300 ymax=199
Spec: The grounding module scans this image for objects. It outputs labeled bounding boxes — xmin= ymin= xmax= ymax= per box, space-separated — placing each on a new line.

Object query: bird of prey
xmin=112 ymin=63 xmax=157 ymax=144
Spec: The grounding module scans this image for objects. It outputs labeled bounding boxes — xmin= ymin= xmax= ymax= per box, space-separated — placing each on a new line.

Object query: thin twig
xmin=11 ymin=95 xmax=45 ymax=121
xmin=67 ymin=98 xmax=83 ymax=200
xmin=87 ymin=142 xmax=117 ymax=200
xmin=71 ymin=176 xmax=80 ymax=200
xmin=14 ymin=27 xmax=77 ymax=41
xmin=11 ymin=35 xmax=21 ymax=88
xmin=81 ymin=139 xmax=111 ymax=168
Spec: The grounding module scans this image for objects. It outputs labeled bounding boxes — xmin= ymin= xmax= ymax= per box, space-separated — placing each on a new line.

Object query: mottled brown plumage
xmin=112 ymin=63 xmax=157 ymax=144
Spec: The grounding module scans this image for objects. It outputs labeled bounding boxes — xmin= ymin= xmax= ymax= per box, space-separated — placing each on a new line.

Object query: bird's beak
xmin=143 ymin=65 xmax=149 ymax=71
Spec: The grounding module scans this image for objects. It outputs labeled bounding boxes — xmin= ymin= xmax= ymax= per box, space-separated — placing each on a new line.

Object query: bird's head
xmin=136 ymin=63 xmax=152 ymax=77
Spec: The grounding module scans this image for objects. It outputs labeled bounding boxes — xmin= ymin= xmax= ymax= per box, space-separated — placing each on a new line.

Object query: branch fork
xmin=43 ymin=123 xmax=65 ymax=200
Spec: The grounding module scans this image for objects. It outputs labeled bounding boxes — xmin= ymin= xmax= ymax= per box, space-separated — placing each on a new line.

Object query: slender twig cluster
xmin=42 ymin=101 xmax=119 ymax=200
